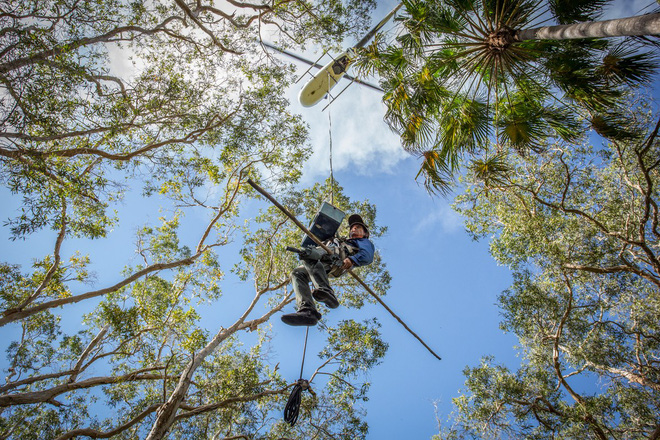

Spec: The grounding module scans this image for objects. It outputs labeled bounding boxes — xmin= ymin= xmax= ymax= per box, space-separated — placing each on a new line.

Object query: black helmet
xmin=348 ymin=214 xmax=369 ymax=238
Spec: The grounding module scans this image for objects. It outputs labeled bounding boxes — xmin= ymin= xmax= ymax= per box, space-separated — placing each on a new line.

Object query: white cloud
xmin=286 ymin=58 xmax=409 ymax=184
xmin=413 ymin=202 xmax=463 ymax=235
xmin=106 ymin=42 xmax=140 ymax=80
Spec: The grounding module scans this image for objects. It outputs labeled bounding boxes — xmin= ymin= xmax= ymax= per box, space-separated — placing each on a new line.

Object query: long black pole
xmin=247 ymin=178 xmax=442 ymax=361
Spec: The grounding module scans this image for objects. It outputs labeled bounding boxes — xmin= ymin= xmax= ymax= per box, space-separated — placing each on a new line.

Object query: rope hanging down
xmin=328 ymin=102 xmax=334 ymax=205
xmin=283 ymin=326 xmax=311 ymax=426
xmin=246 ymin=178 xmax=442 ymax=361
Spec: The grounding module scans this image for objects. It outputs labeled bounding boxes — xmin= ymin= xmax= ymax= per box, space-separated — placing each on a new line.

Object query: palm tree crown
xmin=356 ymin=0 xmax=658 ymax=194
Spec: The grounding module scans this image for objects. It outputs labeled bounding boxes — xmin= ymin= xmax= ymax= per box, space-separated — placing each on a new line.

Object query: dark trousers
xmin=291 ymin=259 xmax=333 ymax=313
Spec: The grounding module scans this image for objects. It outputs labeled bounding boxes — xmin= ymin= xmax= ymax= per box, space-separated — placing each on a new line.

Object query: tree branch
xmin=15 ymin=198 xmax=68 ymax=310
xmin=145 ymin=287 xmax=292 ymax=439
xmin=563 ymin=263 xmax=660 ymax=288
xmin=0 ymin=19 xmax=184 ymax=74
xmin=172 ymin=0 xmax=242 ymax=55
xmin=0 ymin=251 xmax=204 ymax=327
xmin=68 ymin=324 xmax=110 ymax=383
xmin=0 ymin=368 xmax=166 ymax=407
xmin=52 ymin=403 xmax=161 ymax=440
xmin=0 ymin=109 xmax=235 ymax=159
xmin=553 ymin=275 xmax=608 ymax=440
xmin=174 ymin=387 xmax=287 ymax=420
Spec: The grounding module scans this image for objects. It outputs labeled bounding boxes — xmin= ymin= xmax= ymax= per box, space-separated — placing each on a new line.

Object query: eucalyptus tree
xmin=442 ymin=106 xmax=660 ymax=439
xmin=356 ymin=0 xmax=659 ymax=193
xmin=0 ymin=0 xmax=376 ymax=239
xmin=0 ymin=0 xmax=396 ymax=437
xmin=0 ymin=174 xmax=390 ymax=439
xmin=0 ymin=0 xmax=377 ymax=349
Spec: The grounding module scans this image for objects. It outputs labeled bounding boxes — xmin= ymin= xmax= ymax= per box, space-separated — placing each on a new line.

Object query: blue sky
xmin=0 ymin=0 xmax=658 ymax=438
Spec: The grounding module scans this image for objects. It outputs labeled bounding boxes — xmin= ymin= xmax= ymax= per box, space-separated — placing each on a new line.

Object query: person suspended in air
xmin=281 ymin=214 xmax=375 ymax=326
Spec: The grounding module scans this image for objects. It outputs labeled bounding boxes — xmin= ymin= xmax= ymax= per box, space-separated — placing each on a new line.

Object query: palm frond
xmin=543 ymin=40 xmax=623 ymax=111
xmin=598 ymin=44 xmax=658 ymax=87
xmin=482 ymin=0 xmax=540 ymax=29
xmin=543 ymin=107 xmax=583 ymax=143
xmin=548 ymin=0 xmax=613 ymax=24
xmin=438 ymin=94 xmax=491 ymax=153
xmin=429 ymin=4 xmax=470 ymax=34
xmin=469 ymin=153 xmax=511 ymax=187
xmin=498 ymin=113 xmax=545 ymax=151
xmin=353 ymin=36 xmax=385 ymax=78
xmin=382 ymin=46 xmax=411 ymax=72
xmin=415 ymin=149 xmax=455 ymax=195
xmin=399 ymin=0 xmax=438 ymax=49
xmin=428 ymin=46 xmax=464 ymax=77
xmin=495 ymin=81 xmax=583 ymax=150
xmin=590 ymin=112 xmax=645 ymax=141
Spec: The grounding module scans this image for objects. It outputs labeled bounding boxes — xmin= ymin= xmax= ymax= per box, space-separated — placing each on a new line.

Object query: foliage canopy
xmin=0 ymin=0 xmax=395 ymax=438
xmin=356 ymin=0 xmax=659 ymax=193
xmin=442 ymin=105 xmax=660 ymax=439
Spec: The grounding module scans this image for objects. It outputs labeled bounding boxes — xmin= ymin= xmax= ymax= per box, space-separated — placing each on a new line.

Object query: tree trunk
xmin=144 ymin=289 xmax=291 ymax=440
xmin=516 ymin=13 xmax=660 ymax=41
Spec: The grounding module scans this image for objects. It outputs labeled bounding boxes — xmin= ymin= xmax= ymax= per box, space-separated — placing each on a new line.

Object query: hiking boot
xmin=281 ymin=308 xmax=322 ymax=326
xmin=312 ymin=288 xmax=339 ymax=309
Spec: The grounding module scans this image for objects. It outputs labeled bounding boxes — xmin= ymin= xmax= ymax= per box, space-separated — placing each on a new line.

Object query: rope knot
xmin=296 ymin=378 xmax=310 ymax=390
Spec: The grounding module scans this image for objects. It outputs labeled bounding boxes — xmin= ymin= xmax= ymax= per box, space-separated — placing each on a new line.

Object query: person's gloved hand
xmin=341 ymin=257 xmax=354 ymax=270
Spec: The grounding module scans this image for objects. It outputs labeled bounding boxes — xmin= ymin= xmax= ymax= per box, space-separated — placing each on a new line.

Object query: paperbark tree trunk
xmin=516 ymin=13 xmax=660 ymax=41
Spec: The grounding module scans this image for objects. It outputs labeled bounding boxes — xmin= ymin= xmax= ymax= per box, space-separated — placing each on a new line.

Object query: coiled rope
xmin=283 ymin=378 xmax=309 ymax=426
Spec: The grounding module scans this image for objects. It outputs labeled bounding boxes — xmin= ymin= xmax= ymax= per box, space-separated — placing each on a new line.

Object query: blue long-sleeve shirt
xmin=347 ymin=237 xmax=375 ymax=267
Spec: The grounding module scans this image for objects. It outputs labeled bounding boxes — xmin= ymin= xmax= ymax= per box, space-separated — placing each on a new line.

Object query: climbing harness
xmin=324 ymin=237 xmax=359 ymax=277
xmin=283 ymin=326 xmax=311 ymax=426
